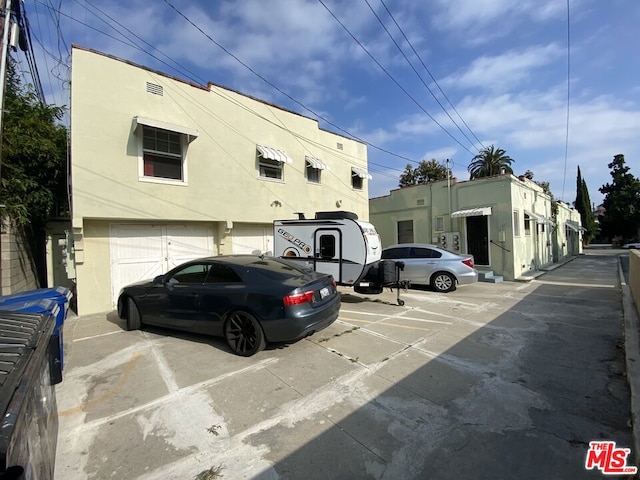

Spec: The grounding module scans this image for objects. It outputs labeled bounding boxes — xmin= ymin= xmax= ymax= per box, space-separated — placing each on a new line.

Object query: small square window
xmin=306 ymin=161 xmax=321 ymax=183
xmin=352 ymin=173 xmax=363 ymax=190
xmin=259 ymin=158 xmax=283 ymax=180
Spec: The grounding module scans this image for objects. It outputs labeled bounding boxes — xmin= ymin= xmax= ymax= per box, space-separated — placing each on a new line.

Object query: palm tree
xmin=468 ymin=145 xmax=514 ymax=179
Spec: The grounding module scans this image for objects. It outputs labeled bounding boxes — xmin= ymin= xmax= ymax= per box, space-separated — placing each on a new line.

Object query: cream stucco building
xmin=369 ymin=174 xmax=583 ymax=281
xmin=69 ymin=46 xmax=371 ymax=314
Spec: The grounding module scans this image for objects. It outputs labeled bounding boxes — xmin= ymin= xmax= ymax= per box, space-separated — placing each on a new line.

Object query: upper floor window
xmin=257 ymin=144 xmax=292 ymax=181
xmin=351 ymin=166 xmax=371 ymax=190
xmin=142 ymin=126 xmax=183 ymax=180
xmin=305 ymin=156 xmax=329 ymax=184
xmin=134 ymin=117 xmax=198 ymax=184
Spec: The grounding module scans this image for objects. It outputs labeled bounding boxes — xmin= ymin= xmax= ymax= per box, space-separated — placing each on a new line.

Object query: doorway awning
xmin=524 ymin=210 xmax=546 ymax=224
xmin=451 ymin=207 xmax=492 ymax=218
xmin=257 ymin=144 xmax=293 ymax=164
xmin=565 ymin=221 xmax=580 ymax=232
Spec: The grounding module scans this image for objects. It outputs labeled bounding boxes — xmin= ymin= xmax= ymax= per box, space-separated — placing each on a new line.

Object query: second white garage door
xmin=231 ymin=224 xmax=273 ymax=256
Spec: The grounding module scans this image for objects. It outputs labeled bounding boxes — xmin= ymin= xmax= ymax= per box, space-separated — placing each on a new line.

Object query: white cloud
xmin=441 ymin=44 xmax=564 ymax=92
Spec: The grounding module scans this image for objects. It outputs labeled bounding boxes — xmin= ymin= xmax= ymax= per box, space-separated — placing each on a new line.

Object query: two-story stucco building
xmin=70 ymin=46 xmax=371 ymax=315
xmin=369 ymin=174 xmax=583 ymax=281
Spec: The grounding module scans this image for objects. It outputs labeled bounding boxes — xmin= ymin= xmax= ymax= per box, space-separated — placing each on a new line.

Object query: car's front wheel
xmin=431 ymin=272 xmax=456 ymax=293
xmin=126 ymin=297 xmax=142 ymax=330
xmin=224 ymin=311 xmax=266 ymax=356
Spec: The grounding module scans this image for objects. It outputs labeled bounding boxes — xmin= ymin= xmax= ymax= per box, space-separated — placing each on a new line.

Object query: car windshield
xmin=246 ymin=258 xmax=312 ymax=281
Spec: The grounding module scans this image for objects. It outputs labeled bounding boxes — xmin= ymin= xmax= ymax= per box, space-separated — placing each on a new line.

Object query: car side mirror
xmin=152 ymin=275 xmax=165 ymax=284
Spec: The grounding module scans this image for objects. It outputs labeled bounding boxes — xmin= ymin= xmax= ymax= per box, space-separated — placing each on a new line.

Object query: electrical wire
xmin=362 ymin=0 xmax=479 ymax=152
xmin=378 ymin=0 xmax=486 ymax=149
xmin=317 ymin=0 xmax=475 ymax=156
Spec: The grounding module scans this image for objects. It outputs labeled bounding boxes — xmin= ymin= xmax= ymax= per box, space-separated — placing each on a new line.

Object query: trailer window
xmin=319 ymin=235 xmax=336 ymax=258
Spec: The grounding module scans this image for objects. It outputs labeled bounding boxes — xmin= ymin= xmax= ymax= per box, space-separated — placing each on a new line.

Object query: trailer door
xmin=314 ymin=229 xmax=342 ymax=282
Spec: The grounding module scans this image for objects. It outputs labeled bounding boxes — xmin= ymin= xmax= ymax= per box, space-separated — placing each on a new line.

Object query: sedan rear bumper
xmin=457 ymin=270 xmax=478 ymax=285
xmin=263 ymin=297 xmax=341 ymax=343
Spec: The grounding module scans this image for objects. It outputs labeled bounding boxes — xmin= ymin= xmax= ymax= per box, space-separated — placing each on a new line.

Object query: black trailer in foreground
xmin=0 ymin=311 xmax=62 ymax=479
xmin=355 ymin=259 xmax=409 ymax=306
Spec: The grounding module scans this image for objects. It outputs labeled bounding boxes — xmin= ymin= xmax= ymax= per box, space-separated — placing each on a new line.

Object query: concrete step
xmin=478 ymin=270 xmax=504 ymax=283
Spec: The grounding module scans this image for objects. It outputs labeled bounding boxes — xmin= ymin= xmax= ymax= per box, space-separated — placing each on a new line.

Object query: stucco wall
xmin=631 ymin=250 xmax=640 ymax=314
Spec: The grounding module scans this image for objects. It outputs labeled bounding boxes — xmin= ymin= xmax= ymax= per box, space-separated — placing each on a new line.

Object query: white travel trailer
xmin=273 ymin=212 xmax=382 ymax=285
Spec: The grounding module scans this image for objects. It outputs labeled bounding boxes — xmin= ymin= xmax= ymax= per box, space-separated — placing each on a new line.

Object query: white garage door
xmin=232 ymin=224 xmax=273 ymax=256
xmin=110 ymin=224 xmax=214 ymax=305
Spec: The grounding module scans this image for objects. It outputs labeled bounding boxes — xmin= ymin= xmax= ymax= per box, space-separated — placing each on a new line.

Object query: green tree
xmin=574 ymin=166 xmax=597 ymax=244
xmin=399 ymin=159 xmax=448 ymax=187
xmin=0 ymin=56 xmax=68 ymax=285
xmin=468 ymin=145 xmax=514 ymax=179
xmin=598 ymin=154 xmax=640 ymax=241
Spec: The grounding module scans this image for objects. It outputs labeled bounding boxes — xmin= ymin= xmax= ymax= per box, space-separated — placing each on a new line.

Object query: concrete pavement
xmin=54 ymin=250 xmax=636 ymax=479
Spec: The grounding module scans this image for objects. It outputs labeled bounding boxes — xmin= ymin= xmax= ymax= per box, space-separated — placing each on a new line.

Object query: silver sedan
xmin=382 ymin=244 xmax=478 ymax=292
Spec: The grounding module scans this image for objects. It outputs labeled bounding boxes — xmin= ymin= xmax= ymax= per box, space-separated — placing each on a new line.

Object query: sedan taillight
xmin=283 ymin=290 xmax=315 ymax=306
xmin=462 ymin=258 xmax=474 ymax=269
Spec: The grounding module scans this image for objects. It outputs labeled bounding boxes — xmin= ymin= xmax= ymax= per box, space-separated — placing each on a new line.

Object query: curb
xmin=620 ymin=257 xmax=640 ymax=469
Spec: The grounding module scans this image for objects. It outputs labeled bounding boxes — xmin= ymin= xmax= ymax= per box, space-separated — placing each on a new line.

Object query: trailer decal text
xmin=277 ymin=228 xmax=312 ymax=254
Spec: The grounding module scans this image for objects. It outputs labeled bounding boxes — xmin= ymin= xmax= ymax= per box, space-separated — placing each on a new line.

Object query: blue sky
xmin=25 ymin=0 xmax=640 ymax=207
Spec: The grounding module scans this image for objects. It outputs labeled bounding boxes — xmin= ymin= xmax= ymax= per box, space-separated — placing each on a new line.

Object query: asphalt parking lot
xmin=55 ymin=250 xmax=633 ymax=479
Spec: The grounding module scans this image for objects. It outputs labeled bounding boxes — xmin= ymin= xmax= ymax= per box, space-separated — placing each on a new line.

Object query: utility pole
xmin=0 ymin=0 xmax=13 ymax=179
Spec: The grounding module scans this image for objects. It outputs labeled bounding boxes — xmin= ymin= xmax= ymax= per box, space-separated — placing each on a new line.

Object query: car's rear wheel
xmin=127 ymin=297 xmax=142 ymax=330
xmin=431 ymin=272 xmax=456 ymax=293
xmin=224 ymin=311 xmax=266 ymax=357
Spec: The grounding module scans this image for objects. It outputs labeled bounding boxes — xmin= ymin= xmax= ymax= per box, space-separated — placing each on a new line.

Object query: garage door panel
xmin=232 ymin=225 xmax=273 ymax=255
xmin=167 ymin=224 xmax=214 ymax=268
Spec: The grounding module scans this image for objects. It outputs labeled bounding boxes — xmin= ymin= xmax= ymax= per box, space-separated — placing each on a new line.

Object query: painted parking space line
xmin=340 ymin=309 xmax=453 ymax=325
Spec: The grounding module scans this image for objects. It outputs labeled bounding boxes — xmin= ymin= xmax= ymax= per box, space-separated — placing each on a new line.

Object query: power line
xmin=378 ymin=0 xmax=486 ymax=149
xmin=362 ymin=0 xmax=479 ymax=152
xmin=317 ymin=0 xmax=475 ymax=156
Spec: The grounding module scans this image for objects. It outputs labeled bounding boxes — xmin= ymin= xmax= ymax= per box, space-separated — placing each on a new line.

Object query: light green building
xmin=370 ymin=174 xmax=583 ymax=281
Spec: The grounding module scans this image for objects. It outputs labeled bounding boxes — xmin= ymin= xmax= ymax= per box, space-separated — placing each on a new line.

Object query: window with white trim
xmin=352 ymin=172 xmax=363 ymax=190
xmin=513 ymin=211 xmax=520 ymax=237
xmin=142 ymin=126 xmax=184 ymax=181
xmin=306 ymin=161 xmax=321 ymax=184
xmin=259 ymin=157 xmax=283 ymax=180
xmin=435 ymin=216 xmax=445 ymax=232
xmin=524 ymin=214 xmax=531 ymax=236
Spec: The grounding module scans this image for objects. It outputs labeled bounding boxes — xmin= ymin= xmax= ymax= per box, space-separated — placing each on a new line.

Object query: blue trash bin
xmin=0 ymin=298 xmax=64 ymax=370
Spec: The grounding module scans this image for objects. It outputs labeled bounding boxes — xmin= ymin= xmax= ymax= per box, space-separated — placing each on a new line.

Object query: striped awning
xmin=351 ymin=166 xmax=372 ymax=179
xmin=134 ymin=116 xmax=199 ymax=140
xmin=306 ymin=155 xmax=330 ymax=170
xmin=257 ymin=145 xmax=293 ymax=164
xmin=451 ymin=207 xmax=492 ymax=218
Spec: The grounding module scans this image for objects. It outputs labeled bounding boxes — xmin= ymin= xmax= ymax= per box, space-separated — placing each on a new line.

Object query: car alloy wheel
xmin=432 ymin=272 xmax=455 ymax=293
xmin=224 ymin=311 xmax=266 ymax=357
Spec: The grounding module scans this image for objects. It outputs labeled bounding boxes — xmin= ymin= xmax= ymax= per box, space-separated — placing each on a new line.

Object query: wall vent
xmin=146 ymin=82 xmax=163 ymax=96
xmin=337 ymin=142 xmax=343 ymax=150
xmin=417 ymin=199 xmax=425 ymax=206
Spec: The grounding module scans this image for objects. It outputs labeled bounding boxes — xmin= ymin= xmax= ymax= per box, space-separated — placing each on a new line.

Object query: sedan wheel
xmin=127 ymin=297 xmax=142 ymax=330
xmin=224 ymin=311 xmax=266 ymax=357
xmin=431 ymin=272 xmax=456 ymax=293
